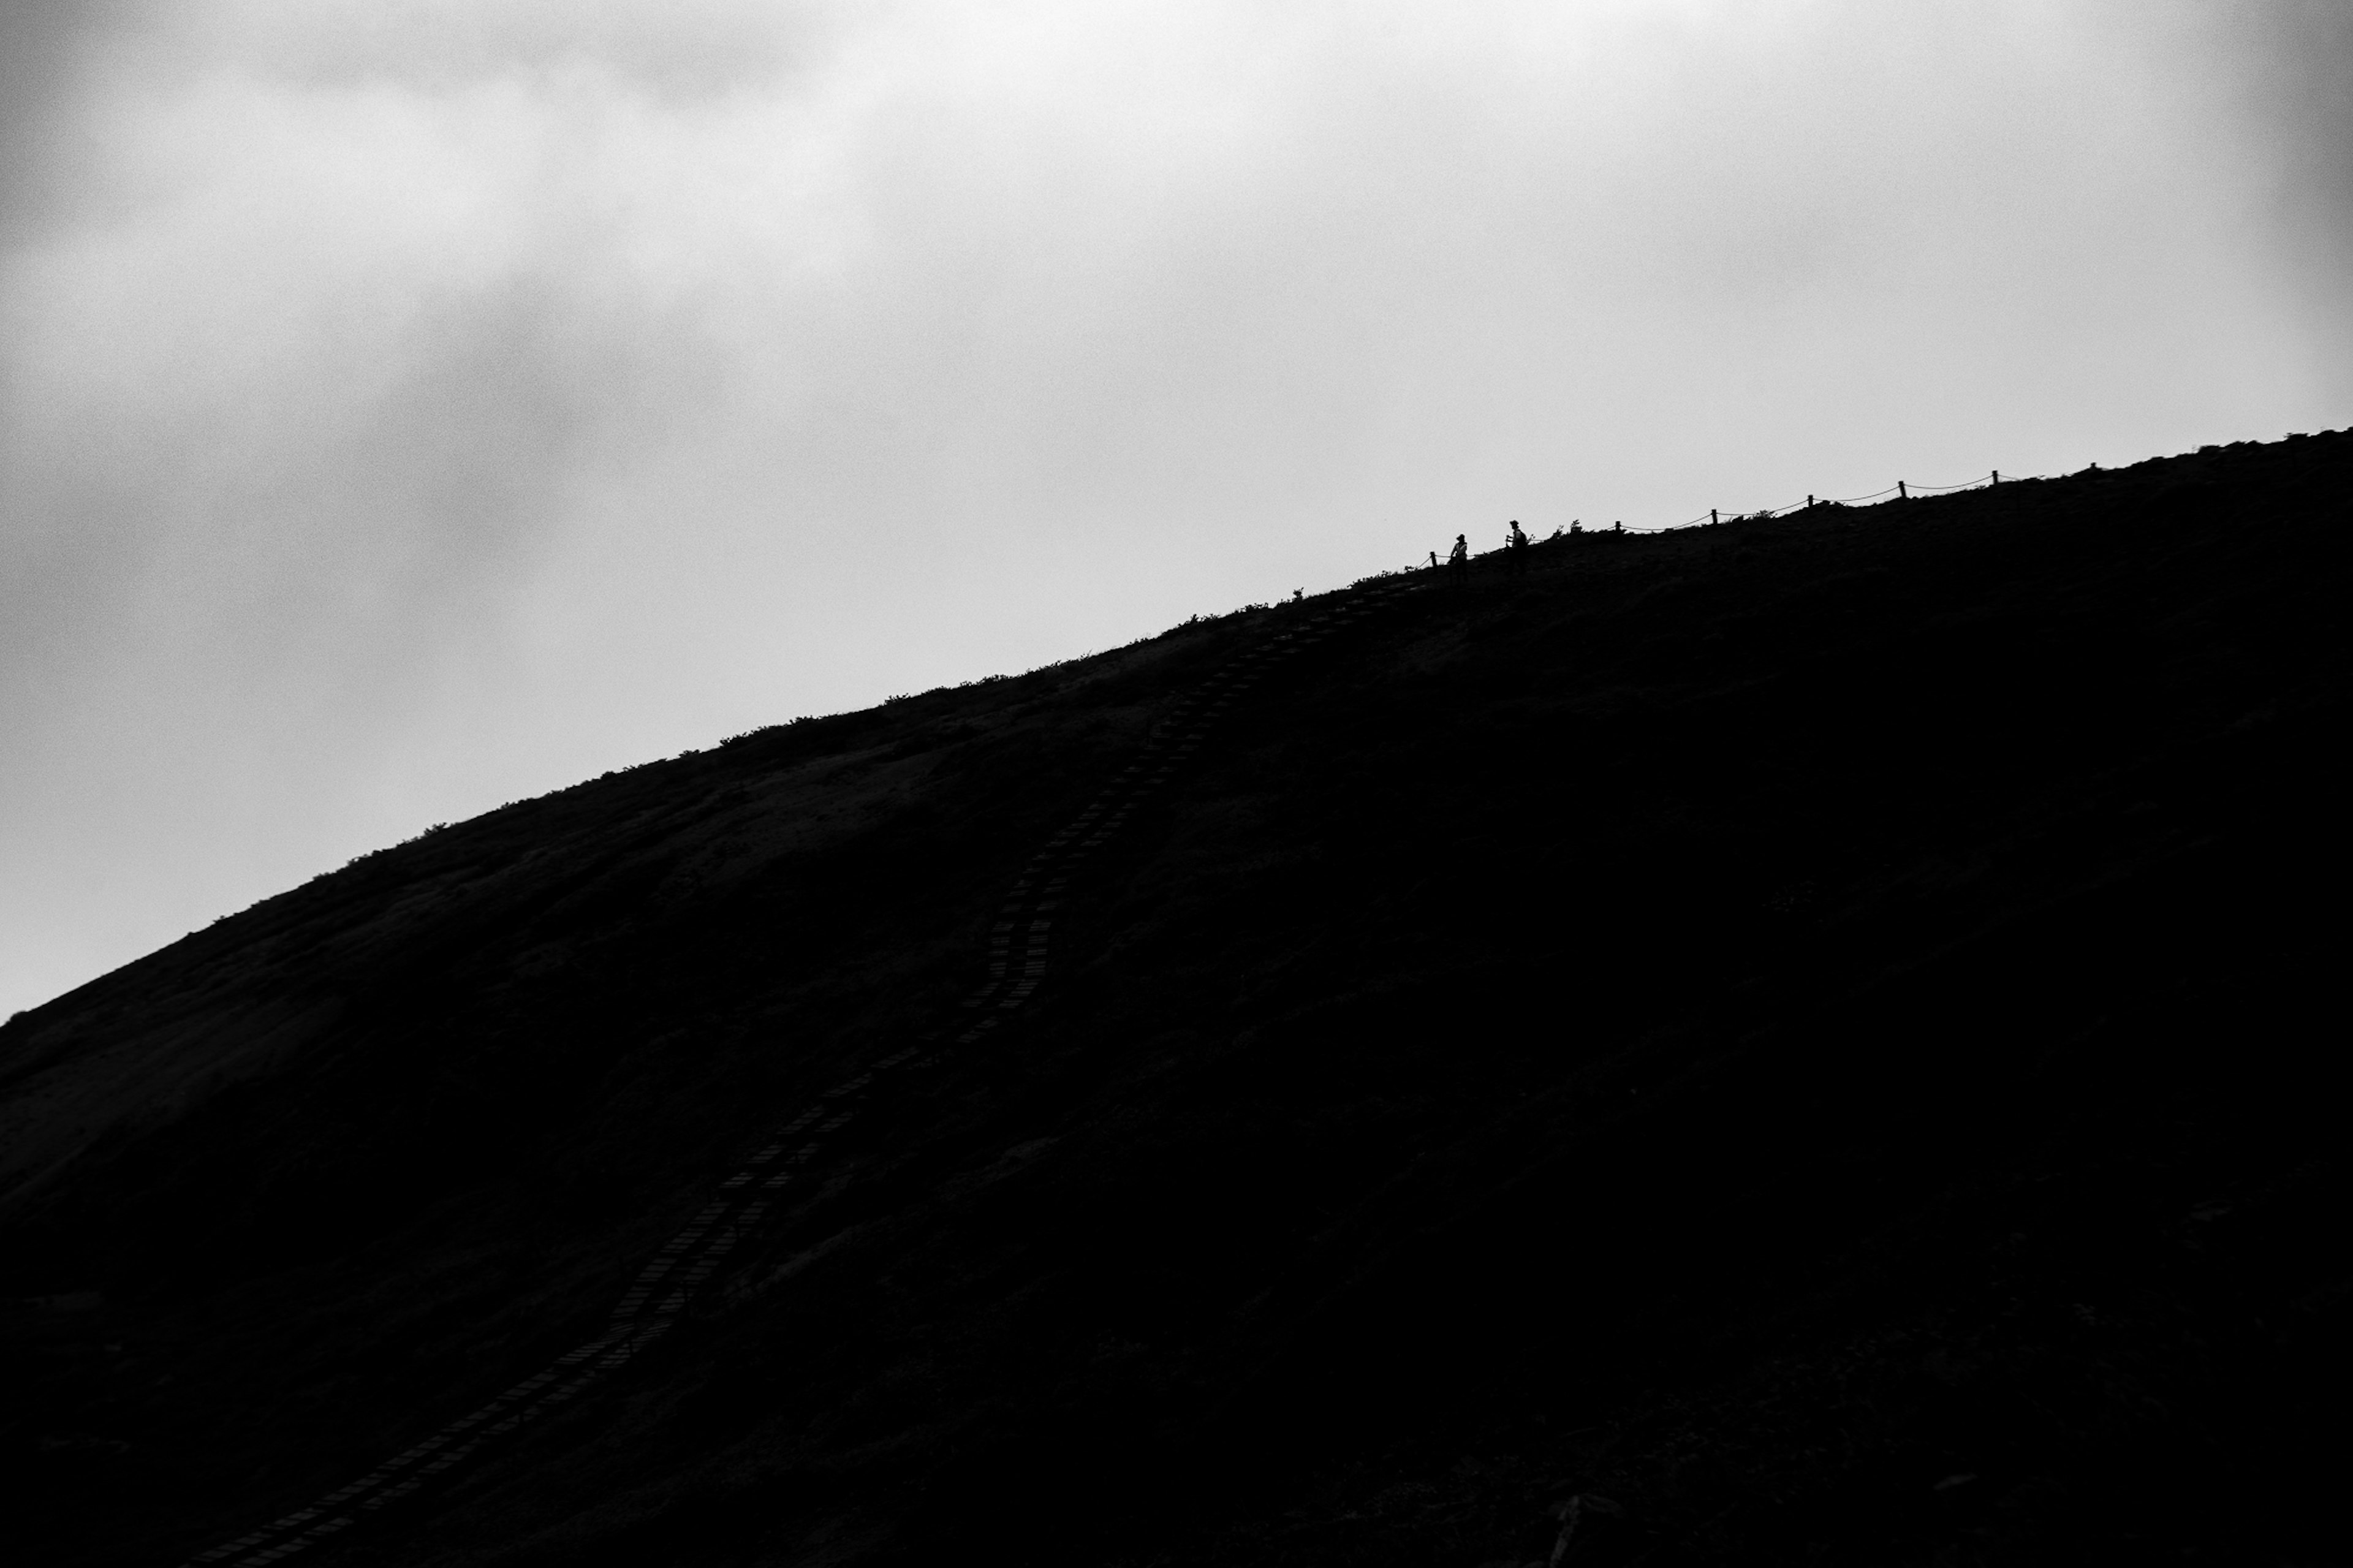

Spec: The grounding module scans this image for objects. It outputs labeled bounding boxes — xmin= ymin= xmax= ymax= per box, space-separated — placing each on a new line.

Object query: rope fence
xmin=1379 ymin=461 xmax=2086 ymax=581
xmin=1574 ymin=468 xmax=2051 ymax=539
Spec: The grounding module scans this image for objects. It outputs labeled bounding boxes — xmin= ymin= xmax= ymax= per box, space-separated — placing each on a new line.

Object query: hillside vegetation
xmin=6 ymin=430 xmax=2349 ymax=1567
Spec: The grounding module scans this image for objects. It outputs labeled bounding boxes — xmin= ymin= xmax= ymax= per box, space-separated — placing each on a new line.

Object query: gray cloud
xmin=0 ymin=1 xmax=124 ymax=236
xmin=2218 ymin=0 xmax=2353 ymax=363
xmin=4 ymin=1 xmax=2348 ymax=1017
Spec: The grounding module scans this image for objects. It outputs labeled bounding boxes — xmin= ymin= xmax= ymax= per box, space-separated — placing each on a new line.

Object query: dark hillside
xmin=6 ymin=430 xmax=2350 ymax=1567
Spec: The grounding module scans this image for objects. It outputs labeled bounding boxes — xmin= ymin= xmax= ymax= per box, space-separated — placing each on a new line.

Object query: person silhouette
xmin=1507 ymin=520 xmax=1529 ymax=575
xmin=1448 ymin=533 xmax=1469 ymax=587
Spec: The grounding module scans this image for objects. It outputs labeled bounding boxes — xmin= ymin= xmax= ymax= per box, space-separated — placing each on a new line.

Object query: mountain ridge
xmin=7 ymin=428 xmax=2350 ymax=1566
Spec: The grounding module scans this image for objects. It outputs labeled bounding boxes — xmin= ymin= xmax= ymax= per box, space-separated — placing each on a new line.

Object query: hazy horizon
xmin=5 ymin=0 xmax=2350 ymax=1018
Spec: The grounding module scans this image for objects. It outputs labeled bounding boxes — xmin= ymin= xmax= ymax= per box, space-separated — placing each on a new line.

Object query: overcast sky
xmin=3 ymin=0 xmax=2347 ymax=1018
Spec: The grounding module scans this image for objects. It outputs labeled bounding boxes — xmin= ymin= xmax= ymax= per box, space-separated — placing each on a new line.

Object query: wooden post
xmin=1898 ymin=481 xmax=1908 ymax=500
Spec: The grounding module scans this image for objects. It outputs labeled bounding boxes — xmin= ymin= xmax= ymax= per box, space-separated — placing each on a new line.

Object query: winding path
xmin=182 ymin=579 xmax=1416 ymax=1567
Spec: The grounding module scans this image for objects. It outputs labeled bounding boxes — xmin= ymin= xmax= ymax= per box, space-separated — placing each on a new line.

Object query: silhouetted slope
xmin=6 ymin=430 xmax=2349 ymax=1567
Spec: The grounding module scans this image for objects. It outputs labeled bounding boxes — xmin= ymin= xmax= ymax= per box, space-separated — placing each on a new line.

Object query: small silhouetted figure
xmin=1448 ymin=533 xmax=1469 ymax=587
xmin=1613 ymin=520 xmax=1624 ymax=534
xmin=1507 ymin=520 xmax=1529 ymax=575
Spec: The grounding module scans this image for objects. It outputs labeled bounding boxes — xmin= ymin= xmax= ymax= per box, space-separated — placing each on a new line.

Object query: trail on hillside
xmin=180 ymin=585 xmax=1419 ymax=1567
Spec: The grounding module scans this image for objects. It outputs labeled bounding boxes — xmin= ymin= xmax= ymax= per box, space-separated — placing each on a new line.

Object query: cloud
xmin=2 ymin=1 xmax=2348 ymax=1017
xmin=0 ymin=1 xmax=127 ymax=236
xmin=2213 ymin=0 xmax=2353 ymax=361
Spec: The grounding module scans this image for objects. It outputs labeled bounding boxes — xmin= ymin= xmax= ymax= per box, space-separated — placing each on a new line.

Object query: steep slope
xmin=6 ymin=430 xmax=2349 ymax=1567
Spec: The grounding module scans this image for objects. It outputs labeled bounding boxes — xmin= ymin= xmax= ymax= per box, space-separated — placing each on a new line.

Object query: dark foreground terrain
xmin=6 ymin=431 xmax=2351 ymax=1567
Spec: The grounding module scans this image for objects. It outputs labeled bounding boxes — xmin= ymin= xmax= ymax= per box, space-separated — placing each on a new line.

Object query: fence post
xmin=1991 ymin=471 xmax=1999 ymax=485
xmin=1807 ymin=494 xmax=1814 ymax=509
xmin=1711 ymin=509 xmax=1718 ymax=525
xmin=1898 ymin=481 xmax=1908 ymax=500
